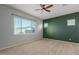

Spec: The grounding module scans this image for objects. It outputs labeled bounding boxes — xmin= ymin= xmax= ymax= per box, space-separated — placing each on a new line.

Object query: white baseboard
xmin=0 ymin=38 xmax=41 ymax=51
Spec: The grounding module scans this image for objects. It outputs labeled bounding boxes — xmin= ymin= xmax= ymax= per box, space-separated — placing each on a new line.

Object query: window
xmin=44 ymin=23 xmax=48 ymax=28
xmin=14 ymin=16 xmax=36 ymax=35
xmin=67 ymin=19 xmax=75 ymax=26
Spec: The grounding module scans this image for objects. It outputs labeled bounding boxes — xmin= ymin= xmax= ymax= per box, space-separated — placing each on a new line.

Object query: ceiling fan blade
xmin=42 ymin=4 xmax=45 ymax=7
xmin=45 ymin=9 xmax=51 ymax=12
xmin=40 ymin=4 xmax=43 ymax=8
xmin=35 ymin=9 xmax=42 ymax=10
xmin=40 ymin=4 xmax=45 ymax=8
xmin=45 ymin=5 xmax=53 ymax=9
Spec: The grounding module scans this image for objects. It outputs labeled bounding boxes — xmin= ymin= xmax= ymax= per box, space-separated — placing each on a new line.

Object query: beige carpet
xmin=0 ymin=39 xmax=79 ymax=55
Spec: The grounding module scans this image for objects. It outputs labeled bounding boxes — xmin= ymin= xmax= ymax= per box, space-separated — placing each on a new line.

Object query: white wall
xmin=0 ymin=5 xmax=43 ymax=49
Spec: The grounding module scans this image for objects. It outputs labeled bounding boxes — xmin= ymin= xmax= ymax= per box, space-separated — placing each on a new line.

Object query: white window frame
xmin=14 ymin=15 xmax=36 ymax=35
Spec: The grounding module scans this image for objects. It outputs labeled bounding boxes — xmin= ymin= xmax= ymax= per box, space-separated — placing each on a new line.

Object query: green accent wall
xmin=43 ymin=12 xmax=79 ymax=43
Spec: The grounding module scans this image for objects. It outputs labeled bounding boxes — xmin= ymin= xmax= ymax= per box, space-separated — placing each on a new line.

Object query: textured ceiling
xmin=7 ymin=4 xmax=79 ymax=20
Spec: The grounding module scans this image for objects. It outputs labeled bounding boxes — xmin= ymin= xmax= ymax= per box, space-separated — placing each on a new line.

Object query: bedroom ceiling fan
xmin=36 ymin=4 xmax=53 ymax=13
